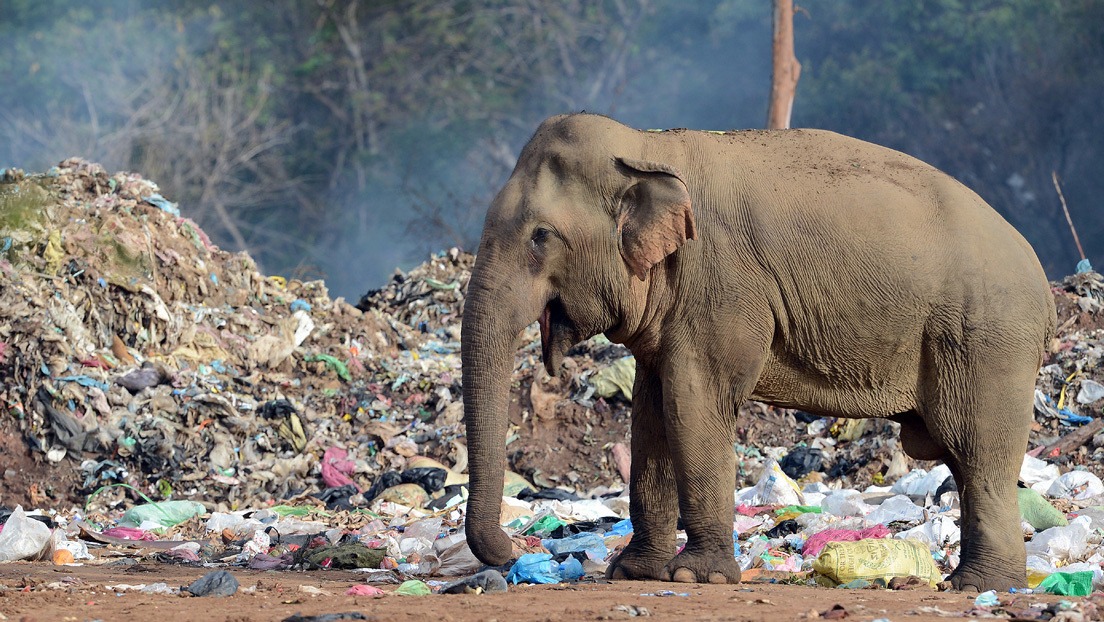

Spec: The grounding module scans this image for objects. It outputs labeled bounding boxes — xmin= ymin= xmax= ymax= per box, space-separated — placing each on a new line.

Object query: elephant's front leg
xmin=607 ymin=366 xmax=679 ymax=580
xmin=659 ymin=359 xmax=744 ymax=584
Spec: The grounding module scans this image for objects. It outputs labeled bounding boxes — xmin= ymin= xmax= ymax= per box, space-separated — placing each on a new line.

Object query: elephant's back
xmin=686 ymin=127 xmax=1054 ymax=343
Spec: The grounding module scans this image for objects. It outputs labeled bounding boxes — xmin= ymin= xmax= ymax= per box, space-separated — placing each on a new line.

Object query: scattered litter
xmin=344 ymin=584 xmax=386 ymax=597
xmin=2 ymin=161 xmax=1104 ymax=605
xmin=183 ymin=570 xmax=240 ymax=597
xmin=440 ymin=569 xmax=509 ymax=594
xmin=394 ymin=579 xmax=432 ymax=596
xmin=282 ymin=614 xmax=369 ymax=622
xmin=973 ymin=590 xmax=999 ymax=607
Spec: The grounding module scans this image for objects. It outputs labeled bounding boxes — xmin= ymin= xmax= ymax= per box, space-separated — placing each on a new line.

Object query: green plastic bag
xmin=1037 ymin=571 xmax=1093 ymax=596
xmin=119 ymin=500 xmax=205 ymax=529
xmin=591 ymin=356 xmax=636 ymax=400
xmin=775 ymin=505 xmax=822 ymax=515
xmin=395 ymin=579 xmax=432 ymax=596
xmin=1018 ymin=488 xmax=1068 ymax=531
xmin=523 ymin=515 xmax=567 ymax=536
xmin=269 ymin=504 xmax=315 ymax=517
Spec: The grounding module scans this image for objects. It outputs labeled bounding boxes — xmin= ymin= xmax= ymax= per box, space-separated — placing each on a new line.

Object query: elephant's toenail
xmin=708 ymin=572 xmax=729 ymax=584
xmin=671 ymin=567 xmax=697 ymax=583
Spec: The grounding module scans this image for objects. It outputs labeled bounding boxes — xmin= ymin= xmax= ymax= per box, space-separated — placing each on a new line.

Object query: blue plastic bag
xmin=505 ymin=553 xmax=585 ymax=584
xmin=541 ymin=532 xmax=608 ymax=561
xmin=607 ymin=518 xmax=633 ymax=537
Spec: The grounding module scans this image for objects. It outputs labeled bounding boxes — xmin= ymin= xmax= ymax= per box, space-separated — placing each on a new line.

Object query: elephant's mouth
xmin=538 ymin=296 xmax=573 ymax=372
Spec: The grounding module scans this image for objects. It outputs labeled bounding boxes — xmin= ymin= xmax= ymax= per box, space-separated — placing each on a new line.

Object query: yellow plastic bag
xmin=812 ymin=538 xmax=942 ymax=587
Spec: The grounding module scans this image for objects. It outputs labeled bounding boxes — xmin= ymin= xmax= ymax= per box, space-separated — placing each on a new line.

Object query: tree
xmin=766 ymin=0 xmax=800 ymax=129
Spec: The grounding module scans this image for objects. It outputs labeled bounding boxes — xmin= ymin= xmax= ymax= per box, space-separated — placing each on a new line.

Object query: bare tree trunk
xmin=767 ymin=0 xmax=801 ymax=130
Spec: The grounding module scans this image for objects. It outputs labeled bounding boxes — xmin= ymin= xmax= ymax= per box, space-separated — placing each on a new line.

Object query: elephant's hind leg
xmin=606 ymin=366 xmax=679 ymax=580
xmin=919 ymin=325 xmax=1033 ymax=592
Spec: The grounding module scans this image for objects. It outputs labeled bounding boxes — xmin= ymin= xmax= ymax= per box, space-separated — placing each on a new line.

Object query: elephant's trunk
xmin=460 ymin=261 xmax=523 ymax=566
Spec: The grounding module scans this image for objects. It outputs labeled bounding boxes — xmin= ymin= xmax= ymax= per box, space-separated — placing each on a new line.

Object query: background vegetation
xmin=2 ymin=0 xmax=1101 ymax=296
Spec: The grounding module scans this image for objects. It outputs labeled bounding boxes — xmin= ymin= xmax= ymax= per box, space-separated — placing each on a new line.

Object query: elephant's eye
xmin=530 ymin=227 xmax=552 ymax=247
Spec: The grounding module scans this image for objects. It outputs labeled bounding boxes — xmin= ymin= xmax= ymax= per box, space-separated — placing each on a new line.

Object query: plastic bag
xmin=1077 ymin=379 xmax=1104 ymax=405
xmin=1025 ymin=516 xmax=1092 ymax=563
xmin=812 ymin=538 xmax=942 ymax=587
xmin=119 ymin=500 xmax=205 ymax=529
xmin=820 ymin=490 xmax=871 ymax=517
xmin=590 ymin=356 xmax=636 ymax=400
xmin=0 ymin=506 xmax=52 ymax=561
xmin=891 ymin=465 xmax=951 ymax=500
xmin=1046 ymin=471 xmax=1104 ymax=500
xmin=541 ymin=532 xmax=608 ymax=561
xmin=803 ymin=525 xmax=890 ymax=557
xmin=1018 ymin=487 xmax=1068 ymax=531
xmin=1020 ymin=454 xmax=1061 ymax=488
xmin=505 ymin=553 xmax=584 ymax=584
xmin=737 ymin=460 xmax=804 ymax=506
xmin=1037 ymin=571 xmax=1093 ymax=596
xmin=894 ymin=516 xmax=961 ymax=551
xmin=865 ymin=495 xmax=925 ymax=525
xmin=434 ymin=535 xmax=483 ymax=576
xmin=395 ymin=579 xmax=432 ymax=596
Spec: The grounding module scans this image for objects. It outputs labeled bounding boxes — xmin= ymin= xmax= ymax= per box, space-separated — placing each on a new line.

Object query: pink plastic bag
xmin=322 ymin=446 xmax=360 ymax=490
xmin=346 ymin=584 xmax=385 ymax=597
xmin=802 ymin=525 xmax=891 ymax=557
xmin=102 ymin=527 xmax=157 ymax=541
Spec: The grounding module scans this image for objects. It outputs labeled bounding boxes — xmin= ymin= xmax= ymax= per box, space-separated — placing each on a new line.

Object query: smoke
xmin=3 ymin=1 xmax=1101 ymax=296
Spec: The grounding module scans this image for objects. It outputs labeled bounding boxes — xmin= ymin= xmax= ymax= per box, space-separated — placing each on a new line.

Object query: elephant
xmin=460 ymin=113 xmax=1056 ymax=592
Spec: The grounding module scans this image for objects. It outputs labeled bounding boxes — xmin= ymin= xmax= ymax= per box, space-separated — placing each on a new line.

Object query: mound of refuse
xmin=3 ymin=160 xmax=1104 ymax=511
xmin=3 ymin=161 xmax=1104 ymax=606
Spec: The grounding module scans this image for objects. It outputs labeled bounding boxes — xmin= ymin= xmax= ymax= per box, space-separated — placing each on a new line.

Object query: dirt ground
xmin=0 ymin=564 xmax=1085 ymax=622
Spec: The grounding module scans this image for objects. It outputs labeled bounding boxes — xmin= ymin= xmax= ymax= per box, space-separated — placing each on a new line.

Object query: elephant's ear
xmin=615 ymin=157 xmax=697 ymax=281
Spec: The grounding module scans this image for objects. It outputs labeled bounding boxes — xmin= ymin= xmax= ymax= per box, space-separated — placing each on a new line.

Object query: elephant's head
xmin=461 ymin=114 xmax=697 ymax=565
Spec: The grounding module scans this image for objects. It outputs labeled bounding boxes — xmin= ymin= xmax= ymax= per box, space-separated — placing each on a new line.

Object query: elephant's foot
xmin=606 ymin=544 xmax=671 ymax=580
xmin=944 ymin=557 xmax=1026 ymax=593
xmin=659 ymin=549 xmax=742 ymax=584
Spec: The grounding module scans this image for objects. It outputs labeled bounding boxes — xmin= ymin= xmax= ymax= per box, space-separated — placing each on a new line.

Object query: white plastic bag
xmin=1046 ymin=471 xmax=1104 ymax=500
xmin=1025 ymin=516 xmax=1093 ymax=564
xmin=891 ymin=465 xmax=951 ymax=500
xmin=895 ymin=515 xmax=961 ymax=550
xmin=866 ymin=494 xmax=925 ymax=525
xmin=1077 ymin=379 xmax=1104 ymax=404
xmin=0 ymin=506 xmax=52 ymax=561
xmin=820 ymin=489 xmax=871 ymax=517
xmin=1021 ymin=454 xmax=1060 ymax=488
xmin=736 ymin=460 xmax=804 ymax=506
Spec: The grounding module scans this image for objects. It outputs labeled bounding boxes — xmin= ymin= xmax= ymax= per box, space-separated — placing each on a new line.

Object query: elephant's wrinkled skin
xmin=460 ymin=113 xmax=1056 ymax=591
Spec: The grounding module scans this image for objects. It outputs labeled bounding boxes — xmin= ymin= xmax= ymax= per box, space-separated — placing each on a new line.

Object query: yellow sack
xmin=812 ymin=538 xmax=942 ymax=587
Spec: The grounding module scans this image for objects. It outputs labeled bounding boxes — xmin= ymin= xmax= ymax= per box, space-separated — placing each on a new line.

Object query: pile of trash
xmin=3 ymin=160 xmax=1104 ymax=606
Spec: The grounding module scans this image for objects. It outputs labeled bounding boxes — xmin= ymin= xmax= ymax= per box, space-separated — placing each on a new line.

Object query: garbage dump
xmin=2 ymin=161 xmax=1104 ymax=613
